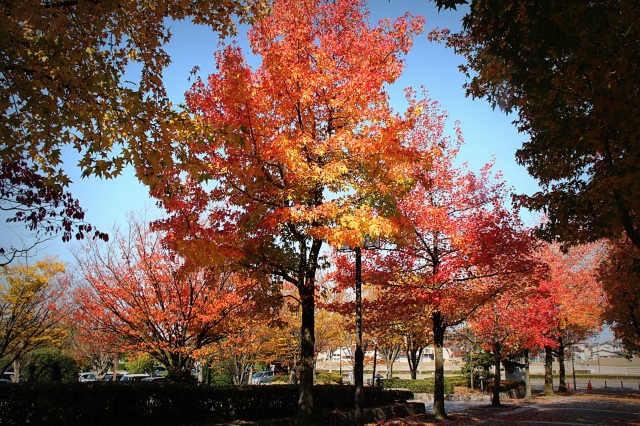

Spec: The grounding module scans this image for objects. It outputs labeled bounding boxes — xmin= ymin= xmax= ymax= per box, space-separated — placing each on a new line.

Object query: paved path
xmin=392 ymin=388 xmax=640 ymax=425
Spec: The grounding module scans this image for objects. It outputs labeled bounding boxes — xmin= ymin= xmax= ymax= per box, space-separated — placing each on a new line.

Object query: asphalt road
xmin=417 ymin=386 xmax=640 ymax=426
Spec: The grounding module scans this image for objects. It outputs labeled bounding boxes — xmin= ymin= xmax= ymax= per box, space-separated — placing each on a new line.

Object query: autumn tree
xmin=364 ymin=105 xmax=539 ymax=420
xmin=203 ymin=318 xmax=279 ymax=386
xmin=467 ymin=280 xmax=557 ymax=405
xmin=535 ymin=242 xmax=606 ymax=394
xmin=71 ymin=214 xmax=261 ymax=381
xmin=0 ymin=258 xmax=68 ymax=376
xmin=599 ymin=238 xmax=640 ymax=354
xmin=378 ymin=333 xmax=403 ymax=380
xmin=0 ymin=1 xmax=267 ymax=260
xmin=146 ymin=0 xmax=428 ymax=421
xmin=65 ymin=306 xmax=123 ymax=380
xmin=432 ymin=0 xmax=640 ymax=250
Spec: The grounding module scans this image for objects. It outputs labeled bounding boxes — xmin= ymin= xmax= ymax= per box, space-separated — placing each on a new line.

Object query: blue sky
xmin=4 ymin=0 xmax=541 ymax=264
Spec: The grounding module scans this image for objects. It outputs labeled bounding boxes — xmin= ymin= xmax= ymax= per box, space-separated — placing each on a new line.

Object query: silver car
xmin=251 ymin=371 xmax=275 ymax=385
xmin=78 ymin=372 xmax=97 ymax=382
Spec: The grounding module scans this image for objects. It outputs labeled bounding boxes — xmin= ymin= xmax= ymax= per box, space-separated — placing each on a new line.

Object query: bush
xmin=271 ymin=373 xmax=290 ymax=384
xmin=0 ymin=382 xmax=413 ymax=425
xmin=315 ymin=372 xmax=342 ymax=384
xmin=381 ymin=377 xmax=468 ymax=394
xmin=487 ymin=379 xmax=524 ymax=393
xmin=124 ymin=354 xmax=154 ymax=376
xmin=22 ymin=348 xmax=79 ymax=383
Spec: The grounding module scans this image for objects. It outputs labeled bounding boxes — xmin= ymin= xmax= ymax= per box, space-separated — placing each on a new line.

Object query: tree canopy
xmin=0 ymin=0 xmax=267 ymax=260
xmin=147 ymin=0 xmax=429 ymax=421
xmin=0 ymin=258 xmax=68 ymax=375
xmin=433 ymin=0 xmax=640 ymax=249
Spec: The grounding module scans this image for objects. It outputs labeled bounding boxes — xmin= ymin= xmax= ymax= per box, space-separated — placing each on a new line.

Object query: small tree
xmin=0 ymin=258 xmax=68 ymax=376
xmin=599 ymin=237 xmax=640 ymax=354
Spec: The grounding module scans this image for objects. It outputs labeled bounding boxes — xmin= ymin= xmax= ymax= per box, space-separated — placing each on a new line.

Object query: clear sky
xmin=4 ymin=0 xmax=541 ymax=264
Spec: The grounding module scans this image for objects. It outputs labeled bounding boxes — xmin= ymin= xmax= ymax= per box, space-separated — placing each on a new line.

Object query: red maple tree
xmin=358 ymin=106 xmax=539 ymax=420
xmin=534 ymin=241 xmax=606 ymax=394
xmin=144 ymin=0 xmax=428 ymax=420
xmin=71 ymin=214 xmax=260 ymax=380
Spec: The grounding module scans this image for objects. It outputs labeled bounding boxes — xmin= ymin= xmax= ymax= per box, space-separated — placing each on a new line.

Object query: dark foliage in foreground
xmin=0 ymin=382 xmax=413 ymax=425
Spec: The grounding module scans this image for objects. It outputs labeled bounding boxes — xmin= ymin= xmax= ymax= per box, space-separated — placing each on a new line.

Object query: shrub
xmin=487 ymin=379 xmax=524 ymax=392
xmin=124 ymin=354 xmax=154 ymax=376
xmin=0 ymin=382 xmax=413 ymax=425
xmin=22 ymin=348 xmax=79 ymax=383
xmin=315 ymin=372 xmax=342 ymax=384
xmin=271 ymin=373 xmax=290 ymax=384
xmin=381 ymin=377 xmax=469 ymax=394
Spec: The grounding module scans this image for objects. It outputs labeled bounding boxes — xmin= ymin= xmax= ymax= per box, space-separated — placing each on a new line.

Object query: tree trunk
xmin=557 ymin=336 xmax=567 ymax=392
xmin=404 ymin=337 xmax=424 ymax=381
xmin=298 ymin=278 xmax=315 ymax=424
xmin=524 ymin=349 xmax=533 ymax=400
xmin=492 ymin=344 xmax=502 ymax=406
xmin=379 ymin=345 xmax=400 ymax=379
xmin=432 ymin=312 xmax=448 ymax=421
xmin=12 ymin=360 xmax=20 ymax=384
xmin=371 ymin=345 xmax=377 ymax=386
xmin=296 ymin=238 xmax=321 ymax=425
xmin=543 ymin=346 xmax=555 ymax=396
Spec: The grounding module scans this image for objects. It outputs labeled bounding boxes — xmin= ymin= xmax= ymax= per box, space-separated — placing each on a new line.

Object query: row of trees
xmin=0 ymin=220 xmax=606 ymax=408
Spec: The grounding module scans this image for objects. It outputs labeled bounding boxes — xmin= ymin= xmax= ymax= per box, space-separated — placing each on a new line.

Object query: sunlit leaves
xmin=1 ymin=0 xmax=267 ymax=257
xmin=0 ymin=258 xmax=68 ymax=374
xmin=71 ymin=214 xmax=259 ymax=379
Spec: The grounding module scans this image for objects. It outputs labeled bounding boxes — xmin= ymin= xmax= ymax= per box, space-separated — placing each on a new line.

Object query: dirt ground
xmin=372 ymin=388 xmax=640 ymax=425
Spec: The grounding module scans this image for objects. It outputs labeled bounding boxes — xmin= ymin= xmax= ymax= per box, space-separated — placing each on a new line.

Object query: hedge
xmin=381 ymin=377 xmax=468 ymax=394
xmin=0 ymin=382 xmax=413 ymax=425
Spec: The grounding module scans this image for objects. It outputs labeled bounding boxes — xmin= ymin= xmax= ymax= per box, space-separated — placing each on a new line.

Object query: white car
xmin=251 ymin=371 xmax=275 ymax=385
xmin=120 ymin=373 xmax=150 ymax=381
xmin=78 ymin=372 xmax=97 ymax=382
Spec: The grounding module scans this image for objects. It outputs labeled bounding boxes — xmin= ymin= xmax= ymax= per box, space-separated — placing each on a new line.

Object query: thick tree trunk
xmin=432 ymin=312 xmax=448 ymax=421
xmin=492 ymin=344 xmax=502 ymax=407
xmin=298 ymin=276 xmax=315 ymax=425
xmin=543 ymin=346 xmax=555 ymax=396
xmin=524 ymin=349 xmax=533 ymax=400
xmin=557 ymin=336 xmax=567 ymax=392
xmin=296 ymin=238 xmax=322 ymax=425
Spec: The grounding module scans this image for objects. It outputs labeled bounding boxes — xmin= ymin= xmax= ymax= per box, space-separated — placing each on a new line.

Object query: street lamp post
xmin=571 ymin=346 xmax=577 ymax=390
xmin=354 ymin=246 xmax=364 ymax=426
xmin=340 ymin=237 xmax=380 ymax=426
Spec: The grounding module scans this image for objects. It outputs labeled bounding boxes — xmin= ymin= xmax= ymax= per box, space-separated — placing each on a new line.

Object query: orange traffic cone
xmin=587 ymin=380 xmax=592 ymax=390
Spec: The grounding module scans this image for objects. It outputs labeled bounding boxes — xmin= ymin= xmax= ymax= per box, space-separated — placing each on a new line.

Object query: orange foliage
xmin=71 ymin=215 xmax=261 ymax=379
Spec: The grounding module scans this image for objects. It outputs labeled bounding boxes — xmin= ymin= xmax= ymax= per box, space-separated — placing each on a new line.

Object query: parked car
xmin=152 ymin=366 xmax=168 ymax=377
xmin=141 ymin=376 xmax=165 ymax=383
xmin=251 ymin=370 xmax=275 ymax=385
xmin=78 ymin=372 xmax=97 ymax=382
xmin=120 ymin=373 xmax=150 ymax=382
xmin=103 ymin=372 xmax=126 ymax=382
